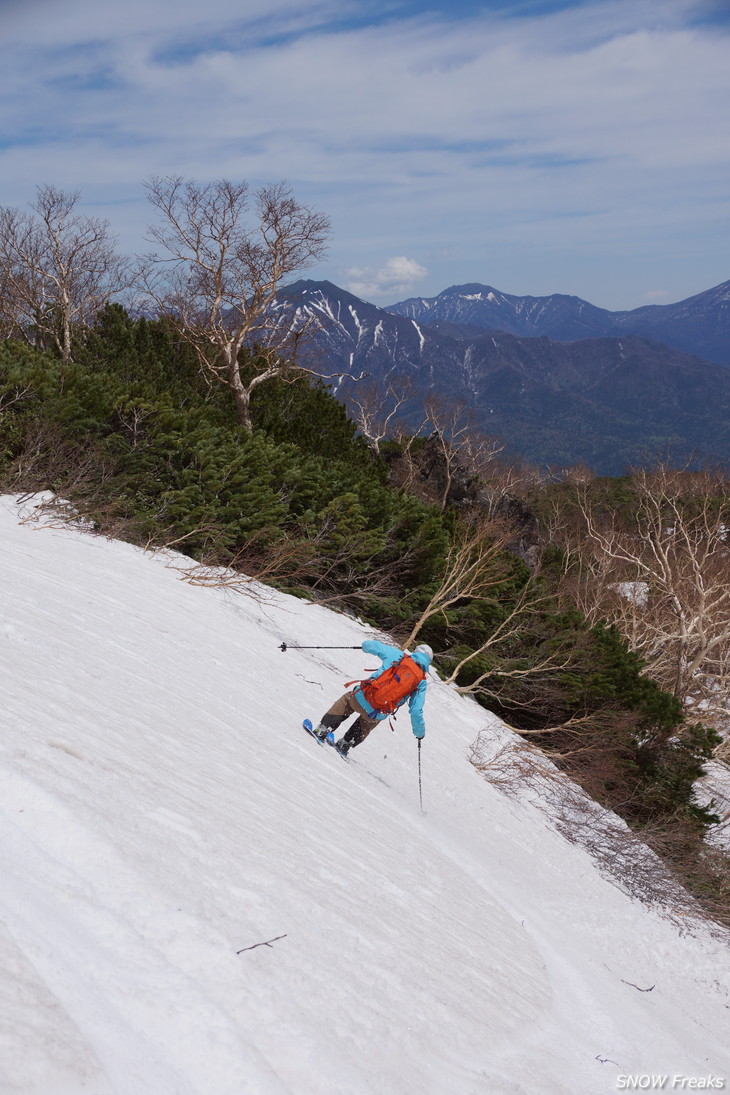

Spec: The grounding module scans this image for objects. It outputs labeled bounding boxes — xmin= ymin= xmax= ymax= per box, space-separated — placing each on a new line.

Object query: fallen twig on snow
xmin=236 ymin=934 xmax=288 ymax=954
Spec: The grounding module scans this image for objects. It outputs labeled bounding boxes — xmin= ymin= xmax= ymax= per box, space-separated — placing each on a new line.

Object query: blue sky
xmin=1 ymin=0 xmax=728 ymax=308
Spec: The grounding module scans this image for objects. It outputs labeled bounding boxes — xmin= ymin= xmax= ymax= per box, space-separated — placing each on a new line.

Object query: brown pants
xmin=320 ymin=691 xmax=378 ymax=746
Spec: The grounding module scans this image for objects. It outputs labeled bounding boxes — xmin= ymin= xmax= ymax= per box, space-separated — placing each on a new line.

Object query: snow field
xmin=0 ymin=495 xmax=729 ymax=1095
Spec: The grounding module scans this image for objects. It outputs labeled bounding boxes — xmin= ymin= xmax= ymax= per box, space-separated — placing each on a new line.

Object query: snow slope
xmin=1 ymin=495 xmax=728 ymax=1095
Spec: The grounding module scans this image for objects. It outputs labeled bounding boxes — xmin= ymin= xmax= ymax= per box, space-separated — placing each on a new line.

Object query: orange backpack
xmin=356 ymin=654 xmax=426 ymax=716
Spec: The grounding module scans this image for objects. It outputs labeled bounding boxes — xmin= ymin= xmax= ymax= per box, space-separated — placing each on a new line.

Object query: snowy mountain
xmin=387 ymin=284 xmax=618 ymax=343
xmin=1 ymin=493 xmax=729 ymax=1095
xmin=388 ymin=279 xmax=730 ymax=367
xmin=609 ymin=280 xmax=730 ymax=367
xmin=277 ymin=281 xmax=730 ymax=473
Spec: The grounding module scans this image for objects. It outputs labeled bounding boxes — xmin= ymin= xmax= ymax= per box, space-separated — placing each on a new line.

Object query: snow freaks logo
xmin=616 ymin=1079 xmax=725 ymax=1090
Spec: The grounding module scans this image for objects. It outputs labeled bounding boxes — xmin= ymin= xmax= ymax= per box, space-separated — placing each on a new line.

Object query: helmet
xmin=414 ymin=643 xmax=433 ymax=664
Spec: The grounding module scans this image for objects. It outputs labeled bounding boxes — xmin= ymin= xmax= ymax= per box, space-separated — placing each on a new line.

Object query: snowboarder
xmin=310 ymin=639 xmax=433 ymax=758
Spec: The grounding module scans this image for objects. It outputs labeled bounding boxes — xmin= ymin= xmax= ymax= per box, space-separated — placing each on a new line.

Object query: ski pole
xmin=417 ymin=738 xmax=424 ymax=814
xmin=279 ymin=642 xmax=361 ymax=652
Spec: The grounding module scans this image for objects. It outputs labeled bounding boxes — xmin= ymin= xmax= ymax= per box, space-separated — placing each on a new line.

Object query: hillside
xmin=1 ymin=494 xmax=729 ymax=1095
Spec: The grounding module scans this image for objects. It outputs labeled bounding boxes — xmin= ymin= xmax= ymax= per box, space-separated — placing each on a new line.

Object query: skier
xmin=309 ymin=639 xmax=433 ymax=758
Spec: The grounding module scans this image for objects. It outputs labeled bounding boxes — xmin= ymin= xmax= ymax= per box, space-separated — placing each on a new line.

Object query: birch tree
xmin=402 ymin=514 xmax=513 ymax=647
xmin=0 ymin=186 xmax=126 ymax=363
xmin=348 ymin=376 xmax=414 ymax=457
xmin=139 ymin=176 xmax=330 ymax=430
xmin=569 ymin=465 xmax=730 ymax=728
xmin=403 ymin=512 xmax=567 ymax=705
xmin=420 ymin=394 xmax=503 ymax=510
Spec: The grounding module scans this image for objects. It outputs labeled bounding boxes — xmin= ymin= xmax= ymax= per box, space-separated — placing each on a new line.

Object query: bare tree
xmin=402 ymin=513 xmax=513 ymax=646
xmin=398 ymin=506 xmax=573 ymax=712
xmin=383 ymin=393 xmax=506 ymax=509
xmin=440 ymin=580 xmax=567 ymax=700
xmin=139 ymin=176 xmax=330 ymax=429
xmin=165 ymin=531 xmax=313 ymax=600
xmin=0 ymin=186 xmax=127 ymax=363
xmin=348 ymin=375 xmax=414 ymax=457
xmin=421 ymin=394 xmax=488 ymax=510
xmin=564 ymin=465 xmax=730 ymax=729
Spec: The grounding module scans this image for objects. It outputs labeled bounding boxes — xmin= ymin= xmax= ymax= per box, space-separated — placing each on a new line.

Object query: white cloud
xmin=344 ymin=256 xmax=429 ymax=300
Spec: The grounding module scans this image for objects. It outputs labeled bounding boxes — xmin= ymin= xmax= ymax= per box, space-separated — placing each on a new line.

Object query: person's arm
xmin=361 ymin=639 xmax=403 ymax=675
xmin=408 ymin=679 xmax=427 ymax=738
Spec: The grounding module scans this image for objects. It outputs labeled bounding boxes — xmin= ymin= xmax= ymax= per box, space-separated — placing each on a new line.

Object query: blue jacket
xmin=354 ymin=640 xmax=429 ymax=738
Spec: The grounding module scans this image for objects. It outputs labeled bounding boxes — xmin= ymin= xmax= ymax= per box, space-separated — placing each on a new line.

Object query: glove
xmin=413 ymin=726 xmax=425 ymax=740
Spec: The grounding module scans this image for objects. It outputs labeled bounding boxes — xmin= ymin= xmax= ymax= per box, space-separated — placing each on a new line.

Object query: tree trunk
xmin=226 ymin=351 xmax=252 ymax=430
xmin=61 ymin=314 xmax=72 ymax=365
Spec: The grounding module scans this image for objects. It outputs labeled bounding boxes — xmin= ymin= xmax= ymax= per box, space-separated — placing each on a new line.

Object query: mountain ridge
xmin=277 ymin=280 xmax=730 ymax=473
xmin=386 ymin=278 xmax=730 ymax=366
